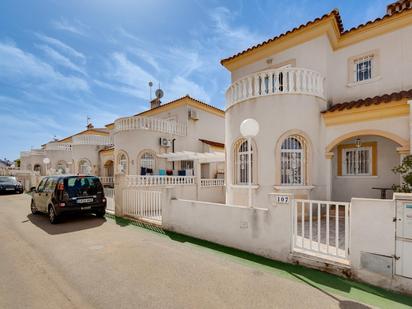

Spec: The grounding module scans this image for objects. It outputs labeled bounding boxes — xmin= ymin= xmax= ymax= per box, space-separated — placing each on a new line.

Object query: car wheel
xmin=30 ymin=200 xmax=38 ymax=215
xmin=95 ymin=210 xmax=105 ymax=218
xmin=48 ymin=206 xmax=58 ymax=224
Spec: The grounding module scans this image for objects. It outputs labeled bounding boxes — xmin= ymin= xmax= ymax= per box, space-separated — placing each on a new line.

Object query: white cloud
xmin=35 ymin=33 xmax=86 ymax=62
xmin=209 ymin=6 xmax=264 ymax=50
xmin=0 ymin=41 xmax=89 ymax=91
xmin=167 ymin=76 xmax=210 ymax=103
xmin=52 ymin=18 xmax=88 ymax=36
xmin=35 ymin=44 xmax=86 ymax=75
xmin=95 ymin=52 xmax=156 ymax=99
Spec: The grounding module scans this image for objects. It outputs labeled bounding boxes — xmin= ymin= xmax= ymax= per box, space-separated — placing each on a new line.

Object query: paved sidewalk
xmin=0 ymin=194 xmax=411 ymax=309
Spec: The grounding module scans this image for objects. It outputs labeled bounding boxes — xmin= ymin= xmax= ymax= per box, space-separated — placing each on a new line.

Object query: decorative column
xmin=194 ymin=159 xmax=201 ymax=200
xmin=325 ymin=152 xmax=334 ymax=201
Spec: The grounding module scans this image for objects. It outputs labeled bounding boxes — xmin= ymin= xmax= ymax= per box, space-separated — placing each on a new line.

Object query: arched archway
xmin=326 ymin=129 xmax=408 ymax=154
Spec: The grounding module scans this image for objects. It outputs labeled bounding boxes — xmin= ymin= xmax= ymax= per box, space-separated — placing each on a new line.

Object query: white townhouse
xmin=111 ymin=95 xmax=226 ymax=203
xmin=20 ymin=123 xmax=113 ymax=178
xmin=221 ymin=0 xmax=412 ymax=205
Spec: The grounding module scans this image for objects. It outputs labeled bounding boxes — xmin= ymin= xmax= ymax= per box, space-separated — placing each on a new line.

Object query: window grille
xmin=79 ymin=160 xmax=91 ymax=175
xmin=354 ymin=56 xmax=373 ymax=82
xmin=140 ymin=152 xmax=155 ymax=169
xmin=236 ymin=140 xmax=253 ymax=184
xmin=342 ymin=147 xmax=372 ymax=176
xmin=280 ymin=135 xmax=306 ymax=185
xmin=181 ymin=160 xmax=194 ymax=170
xmin=119 ymin=154 xmax=127 ymax=174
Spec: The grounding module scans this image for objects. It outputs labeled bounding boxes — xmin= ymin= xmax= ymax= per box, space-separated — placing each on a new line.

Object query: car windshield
xmin=64 ymin=176 xmax=103 ymax=198
xmin=0 ymin=176 xmax=17 ymax=184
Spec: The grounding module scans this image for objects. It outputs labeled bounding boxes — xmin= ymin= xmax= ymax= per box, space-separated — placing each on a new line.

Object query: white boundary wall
xmin=162 ymin=193 xmax=293 ymax=263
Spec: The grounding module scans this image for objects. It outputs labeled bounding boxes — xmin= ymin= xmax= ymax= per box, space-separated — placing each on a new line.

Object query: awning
xmin=157 ymin=151 xmax=225 ymax=163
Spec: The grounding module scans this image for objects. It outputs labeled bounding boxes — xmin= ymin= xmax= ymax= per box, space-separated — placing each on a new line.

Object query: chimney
xmin=150 ymin=98 xmax=161 ymax=109
xmin=87 ymin=123 xmax=94 ymax=130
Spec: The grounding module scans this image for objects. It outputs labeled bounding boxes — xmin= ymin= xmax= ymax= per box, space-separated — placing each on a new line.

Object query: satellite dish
xmin=43 ymin=158 xmax=50 ymax=164
xmin=148 ymin=81 xmax=153 ymax=87
xmin=155 ymin=88 xmax=164 ymax=99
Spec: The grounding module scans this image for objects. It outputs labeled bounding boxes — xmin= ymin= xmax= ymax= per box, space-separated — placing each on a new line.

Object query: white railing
xmin=72 ymin=135 xmax=113 ymax=146
xmin=226 ymin=67 xmax=325 ymax=108
xmin=100 ymin=176 xmax=114 ymax=186
xmin=104 ymin=188 xmax=115 ymax=213
xmin=45 ymin=143 xmax=73 ymax=151
xmin=200 ymin=178 xmax=225 ymax=187
xmin=293 ymin=199 xmax=350 ymax=261
xmin=114 ymin=116 xmax=187 ymax=136
xmin=124 ymin=175 xmax=195 ymax=187
xmin=123 ymin=189 xmax=162 ymax=223
xmin=30 ymin=149 xmax=46 ymax=156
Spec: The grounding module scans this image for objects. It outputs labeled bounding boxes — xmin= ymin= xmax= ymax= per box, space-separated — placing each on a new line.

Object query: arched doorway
xmin=104 ymin=160 xmax=114 ymax=177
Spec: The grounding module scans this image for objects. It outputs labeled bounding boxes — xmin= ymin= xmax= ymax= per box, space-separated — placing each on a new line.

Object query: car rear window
xmin=64 ymin=176 xmax=103 ymax=198
xmin=0 ymin=176 xmax=17 ymax=184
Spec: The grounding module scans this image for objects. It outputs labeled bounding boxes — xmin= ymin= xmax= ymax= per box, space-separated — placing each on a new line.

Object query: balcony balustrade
xmin=72 ymin=135 xmax=113 ymax=146
xmin=226 ymin=67 xmax=325 ymax=109
xmin=114 ymin=116 xmax=187 ymax=136
xmin=45 ymin=143 xmax=73 ymax=151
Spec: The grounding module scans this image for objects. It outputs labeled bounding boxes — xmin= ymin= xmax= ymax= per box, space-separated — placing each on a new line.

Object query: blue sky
xmin=0 ymin=0 xmax=389 ymax=160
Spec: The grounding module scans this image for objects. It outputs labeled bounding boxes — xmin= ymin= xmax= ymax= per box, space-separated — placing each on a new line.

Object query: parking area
xmin=0 ymin=193 xmax=411 ymax=309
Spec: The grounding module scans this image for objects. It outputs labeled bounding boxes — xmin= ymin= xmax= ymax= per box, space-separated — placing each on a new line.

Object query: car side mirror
xmin=30 ymin=187 xmax=36 ymax=193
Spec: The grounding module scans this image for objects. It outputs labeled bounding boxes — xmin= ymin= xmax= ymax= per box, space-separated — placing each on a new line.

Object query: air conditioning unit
xmin=188 ymin=109 xmax=199 ymax=120
xmin=160 ymin=138 xmax=172 ymax=148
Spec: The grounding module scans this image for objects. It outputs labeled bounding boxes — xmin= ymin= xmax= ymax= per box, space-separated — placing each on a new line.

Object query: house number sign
xmin=276 ymin=195 xmax=289 ymax=204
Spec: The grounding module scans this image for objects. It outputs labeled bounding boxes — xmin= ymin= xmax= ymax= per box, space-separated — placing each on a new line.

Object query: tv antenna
xmin=148 ymin=81 xmax=153 ymax=100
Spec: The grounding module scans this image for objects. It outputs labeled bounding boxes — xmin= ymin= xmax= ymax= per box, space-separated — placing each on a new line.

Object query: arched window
xmin=280 ymin=135 xmax=307 ymax=185
xmin=118 ymin=154 xmax=127 ymax=174
xmin=235 ymin=139 xmax=254 ymax=184
xmin=79 ymin=159 xmax=92 ymax=175
xmin=140 ymin=152 xmax=155 ymax=171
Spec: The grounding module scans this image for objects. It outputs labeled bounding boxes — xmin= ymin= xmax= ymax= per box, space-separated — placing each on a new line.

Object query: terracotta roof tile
xmin=221 ymin=5 xmax=412 ymax=66
xmin=199 ymin=139 xmax=224 ymax=148
xmin=323 ymin=89 xmax=412 ymax=114
xmin=135 ymin=95 xmax=224 ymax=116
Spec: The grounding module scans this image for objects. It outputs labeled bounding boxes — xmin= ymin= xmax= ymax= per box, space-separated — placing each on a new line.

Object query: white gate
xmin=123 ymin=189 xmax=162 ymax=223
xmin=104 ymin=188 xmax=115 ymax=214
xmin=395 ymin=199 xmax=412 ymax=278
xmin=293 ymin=199 xmax=350 ymax=262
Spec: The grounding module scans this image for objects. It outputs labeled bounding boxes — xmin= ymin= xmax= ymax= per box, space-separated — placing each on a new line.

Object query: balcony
xmin=114 ymin=116 xmax=187 ymax=136
xmin=45 ymin=143 xmax=73 ymax=151
xmin=72 ymin=135 xmax=113 ymax=146
xmin=225 ymin=67 xmax=325 ymax=109
xmin=30 ymin=149 xmax=45 ymax=156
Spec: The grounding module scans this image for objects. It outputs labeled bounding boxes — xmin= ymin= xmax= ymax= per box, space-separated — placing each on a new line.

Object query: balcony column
xmin=194 ymin=159 xmax=201 ymax=200
xmin=325 ymin=152 xmax=334 ymax=200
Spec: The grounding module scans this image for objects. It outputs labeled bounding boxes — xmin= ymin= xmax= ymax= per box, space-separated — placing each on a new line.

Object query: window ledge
xmin=273 ymin=185 xmax=315 ymax=190
xmin=230 ymin=184 xmax=260 ymax=189
xmin=347 ymin=76 xmax=381 ymax=87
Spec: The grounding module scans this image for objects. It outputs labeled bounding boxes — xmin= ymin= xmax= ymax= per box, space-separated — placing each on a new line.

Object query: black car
xmin=0 ymin=176 xmax=24 ymax=194
xmin=30 ymin=175 xmax=106 ymax=224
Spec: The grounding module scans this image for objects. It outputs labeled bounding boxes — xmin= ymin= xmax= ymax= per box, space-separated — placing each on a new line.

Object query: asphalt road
xmin=0 ymin=193 xmax=372 ymax=309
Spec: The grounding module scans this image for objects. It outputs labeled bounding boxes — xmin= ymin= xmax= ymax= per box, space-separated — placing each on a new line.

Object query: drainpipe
xmin=172 ymin=139 xmax=176 ymax=170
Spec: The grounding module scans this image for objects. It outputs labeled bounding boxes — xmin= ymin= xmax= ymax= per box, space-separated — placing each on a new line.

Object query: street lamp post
xmin=240 ymin=119 xmax=260 ymax=208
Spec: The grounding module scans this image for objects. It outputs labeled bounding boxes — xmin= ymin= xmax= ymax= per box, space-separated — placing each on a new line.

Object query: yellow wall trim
xmin=322 ymin=99 xmax=409 ymax=126
xmin=337 ymin=142 xmax=377 ymax=176
xmin=222 ymin=10 xmax=412 ymax=71
xmin=138 ymin=97 xmax=225 ymax=118
xmin=326 ymin=129 xmax=408 ymax=153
